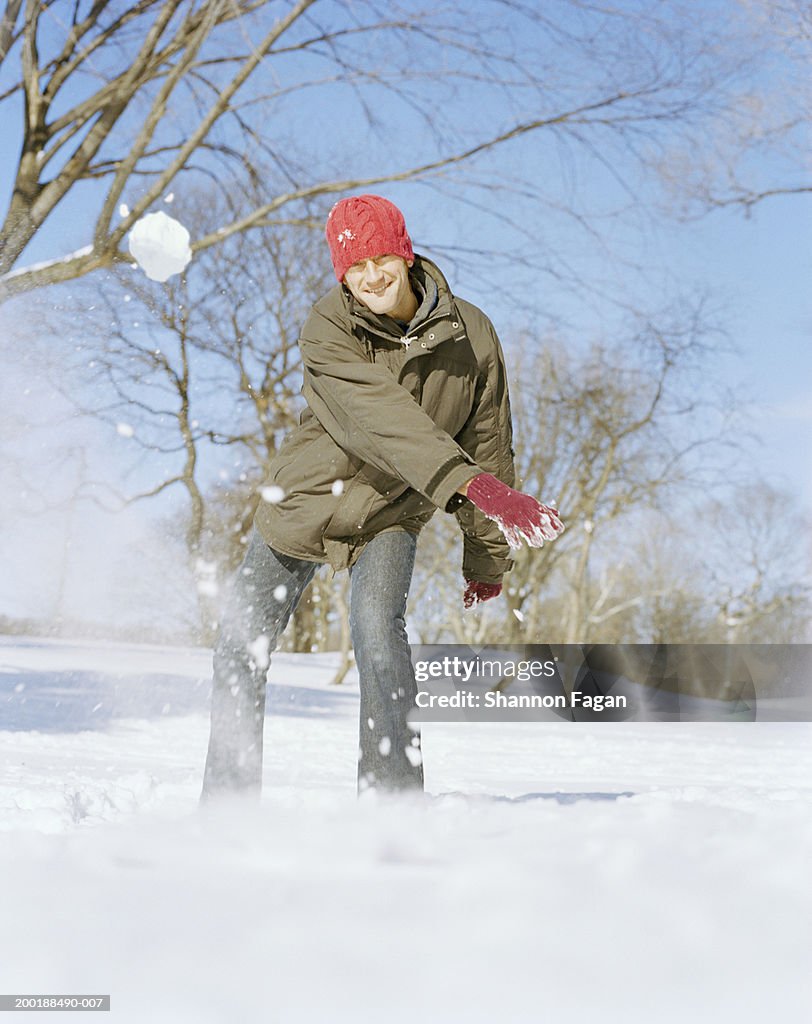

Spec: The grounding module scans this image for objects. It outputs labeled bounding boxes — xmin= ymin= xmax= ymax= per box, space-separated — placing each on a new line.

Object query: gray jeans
xmin=201 ymin=528 xmax=423 ymax=800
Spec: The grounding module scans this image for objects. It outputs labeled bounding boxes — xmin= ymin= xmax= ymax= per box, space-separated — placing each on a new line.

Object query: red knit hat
xmin=325 ymin=194 xmax=414 ymax=281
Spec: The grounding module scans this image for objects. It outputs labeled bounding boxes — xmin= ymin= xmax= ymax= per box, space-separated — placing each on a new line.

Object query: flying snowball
xmin=247 ymin=635 xmax=271 ymax=670
xmin=404 ymin=745 xmax=423 ymax=767
xmin=116 ymin=422 xmax=134 ymax=438
xmin=195 ymin=557 xmax=218 ymax=598
xmin=128 ymin=211 xmax=192 ymax=282
xmin=261 ymin=485 xmax=285 ymax=504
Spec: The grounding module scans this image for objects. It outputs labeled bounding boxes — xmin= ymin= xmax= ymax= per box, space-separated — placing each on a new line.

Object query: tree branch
xmin=0 ymin=0 xmax=23 ymax=68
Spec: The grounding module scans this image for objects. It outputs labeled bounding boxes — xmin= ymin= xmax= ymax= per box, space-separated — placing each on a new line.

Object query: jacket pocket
xmin=323 ymin=472 xmax=376 ymax=538
xmin=323 ymin=465 xmax=409 ymax=539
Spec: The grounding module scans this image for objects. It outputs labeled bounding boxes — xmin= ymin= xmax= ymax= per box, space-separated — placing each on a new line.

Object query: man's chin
xmin=362 ymin=296 xmax=396 ymax=315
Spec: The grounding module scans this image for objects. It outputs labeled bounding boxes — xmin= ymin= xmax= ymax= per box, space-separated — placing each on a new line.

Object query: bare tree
xmin=657 ymin=0 xmax=812 ymax=214
xmin=703 ymin=482 xmax=811 ymax=642
xmin=407 ymin=302 xmax=745 ymax=644
xmin=508 ymin=305 xmax=742 ymax=642
xmin=23 ymin=188 xmax=350 ymax=646
xmin=3 ymin=1 xmax=803 ymax=654
xmin=565 ymin=482 xmax=812 ymax=644
xmin=0 ymin=0 xmax=765 ymax=302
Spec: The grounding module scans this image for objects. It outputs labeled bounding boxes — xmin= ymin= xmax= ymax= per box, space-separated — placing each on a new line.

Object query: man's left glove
xmin=465 ymin=472 xmax=564 ymax=549
xmin=463 ymin=580 xmax=502 ymax=609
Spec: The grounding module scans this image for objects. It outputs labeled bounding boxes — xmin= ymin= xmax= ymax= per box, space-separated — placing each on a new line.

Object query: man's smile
xmin=343 ymin=253 xmax=417 ymax=321
xmin=366 ymin=281 xmax=390 ymax=296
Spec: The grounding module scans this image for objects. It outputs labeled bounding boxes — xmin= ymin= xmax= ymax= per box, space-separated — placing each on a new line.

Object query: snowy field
xmin=0 ymin=635 xmax=810 ymax=1023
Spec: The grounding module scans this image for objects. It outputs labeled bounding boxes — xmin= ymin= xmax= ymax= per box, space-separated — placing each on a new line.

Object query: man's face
xmin=343 ymin=253 xmax=414 ymax=317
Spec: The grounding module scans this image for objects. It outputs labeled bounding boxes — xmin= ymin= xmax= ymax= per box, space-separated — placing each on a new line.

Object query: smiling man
xmin=201 ymin=194 xmax=564 ymax=802
xmin=343 ymin=253 xmax=419 ymax=322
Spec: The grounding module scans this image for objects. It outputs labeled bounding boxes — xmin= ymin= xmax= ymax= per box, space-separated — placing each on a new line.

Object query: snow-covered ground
xmin=0 ymin=635 xmax=810 ymax=1023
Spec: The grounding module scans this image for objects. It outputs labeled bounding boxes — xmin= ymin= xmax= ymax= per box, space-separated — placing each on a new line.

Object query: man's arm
xmin=299 ymin=309 xmax=481 ymax=511
xmin=450 ymin=314 xmax=517 ymax=582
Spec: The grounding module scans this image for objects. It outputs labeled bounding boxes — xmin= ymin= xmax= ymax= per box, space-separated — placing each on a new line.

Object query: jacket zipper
xmin=356 ymin=310 xmax=447 ymax=349
xmin=355 ymin=309 xmax=460 ymax=388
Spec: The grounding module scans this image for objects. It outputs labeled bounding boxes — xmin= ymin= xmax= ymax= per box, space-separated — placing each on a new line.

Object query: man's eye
xmin=348 ymin=256 xmax=391 ymax=275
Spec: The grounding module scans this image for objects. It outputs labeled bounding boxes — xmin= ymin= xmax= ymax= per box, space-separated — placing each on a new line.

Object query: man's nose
xmin=364 ymin=260 xmax=384 ymax=280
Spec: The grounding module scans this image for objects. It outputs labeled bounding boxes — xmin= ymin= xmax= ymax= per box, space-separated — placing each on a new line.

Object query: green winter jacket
xmin=254 ymin=254 xmax=516 ymax=584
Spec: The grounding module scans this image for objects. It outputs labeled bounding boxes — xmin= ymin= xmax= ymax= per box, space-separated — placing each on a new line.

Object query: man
xmin=201 ymin=194 xmax=563 ymax=800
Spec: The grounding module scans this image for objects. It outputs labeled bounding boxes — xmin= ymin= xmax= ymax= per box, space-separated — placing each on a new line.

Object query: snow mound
xmin=0 ymin=770 xmax=161 ymax=833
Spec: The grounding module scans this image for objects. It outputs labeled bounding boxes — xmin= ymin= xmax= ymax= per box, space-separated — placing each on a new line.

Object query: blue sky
xmin=0 ymin=0 xmax=809 ymax=622
xmin=8 ymin=114 xmax=804 ymax=501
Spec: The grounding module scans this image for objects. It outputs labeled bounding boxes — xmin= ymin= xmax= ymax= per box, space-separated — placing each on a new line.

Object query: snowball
xmin=273 ymin=585 xmax=287 ymax=602
xmin=331 ymin=479 xmax=344 ymax=496
xmin=247 ymin=634 xmax=271 ymax=670
xmin=195 ymin=558 xmax=218 ymax=598
xmin=164 ymin=192 xmax=175 ymax=203
xmin=116 ymin=423 xmax=134 ymax=438
xmin=119 ymin=203 xmax=129 ymax=217
xmin=260 ymin=485 xmax=285 ymax=504
xmin=378 ymin=737 xmax=391 ymax=757
xmin=128 ymin=211 xmax=192 ymax=282
xmin=405 ymin=745 xmax=423 ymax=767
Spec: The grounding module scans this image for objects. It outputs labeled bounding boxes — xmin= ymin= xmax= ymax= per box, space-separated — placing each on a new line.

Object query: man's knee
xmin=350 ymin=605 xmax=407 ymax=650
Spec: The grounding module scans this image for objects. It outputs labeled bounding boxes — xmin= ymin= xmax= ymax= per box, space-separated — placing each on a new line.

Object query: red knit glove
xmin=466 ymin=473 xmax=564 ymax=549
xmin=463 ymin=580 xmax=502 ymax=609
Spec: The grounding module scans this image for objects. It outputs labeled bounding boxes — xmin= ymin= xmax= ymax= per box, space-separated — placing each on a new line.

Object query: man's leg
xmin=201 ymin=530 xmax=317 ymax=801
xmin=349 ymin=529 xmax=424 ymax=793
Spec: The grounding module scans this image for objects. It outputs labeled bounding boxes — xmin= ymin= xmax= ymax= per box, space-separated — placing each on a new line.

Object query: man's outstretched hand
xmin=463 ymin=580 xmax=502 ymax=609
xmin=465 ymin=473 xmax=564 ymax=549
